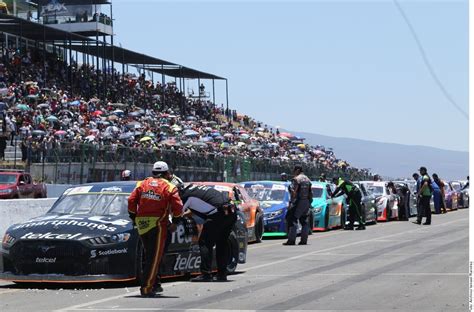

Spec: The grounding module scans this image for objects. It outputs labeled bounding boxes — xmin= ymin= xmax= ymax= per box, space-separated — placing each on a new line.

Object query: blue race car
xmin=310 ymin=181 xmax=346 ymax=231
xmin=241 ymin=181 xmax=317 ymax=238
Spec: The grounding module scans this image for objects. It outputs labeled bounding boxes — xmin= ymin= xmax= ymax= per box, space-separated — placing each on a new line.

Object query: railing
xmin=21 ymin=143 xmax=371 ymax=184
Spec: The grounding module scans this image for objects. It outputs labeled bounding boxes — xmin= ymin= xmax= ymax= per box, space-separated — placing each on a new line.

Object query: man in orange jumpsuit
xmin=128 ymin=161 xmax=183 ymax=297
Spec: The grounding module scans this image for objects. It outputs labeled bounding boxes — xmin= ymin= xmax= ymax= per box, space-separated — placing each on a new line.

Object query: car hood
xmin=260 ymin=201 xmax=288 ymax=213
xmin=5 ymin=214 xmax=133 ymax=240
xmin=0 ymin=184 xmax=15 ymax=190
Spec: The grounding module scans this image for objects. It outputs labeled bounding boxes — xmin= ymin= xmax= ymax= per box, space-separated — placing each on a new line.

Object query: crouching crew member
xmin=128 ymin=161 xmax=183 ymax=297
xmin=332 ymin=177 xmax=365 ymax=230
xmin=180 ymin=184 xmax=237 ymax=282
xmin=284 ymin=165 xmax=313 ymax=246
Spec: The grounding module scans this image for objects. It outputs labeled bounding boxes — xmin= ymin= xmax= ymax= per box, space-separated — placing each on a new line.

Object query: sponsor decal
xmin=170 ymin=224 xmax=192 ymax=244
xmin=13 ymin=215 xmax=129 ymax=232
xmin=90 ymin=248 xmax=128 ymax=259
xmin=100 ymin=187 xmax=123 ymax=193
xmin=66 ymin=186 xmax=93 ymax=195
xmin=36 ymin=257 xmax=56 ymax=263
xmin=21 ymin=232 xmax=82 ymax=240
xmin=142 ymin=190 xmax=162 ymax=201
xmin=173 ymin=253 xmax=201 ymax=271
xmin=272 ymin=184 xmax=286 ymax=191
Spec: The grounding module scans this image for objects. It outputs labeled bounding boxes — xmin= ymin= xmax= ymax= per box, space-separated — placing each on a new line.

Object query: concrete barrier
xmin=0 ymin=198 xmax=57 ymax=235
xmin=46 ymin=184 xmax=73 ymax=198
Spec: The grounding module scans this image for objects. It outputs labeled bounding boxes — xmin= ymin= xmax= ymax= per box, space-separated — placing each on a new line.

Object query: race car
xmin=353 ymin=182 xmax=378 ymax=224
xmin=0 ymin=181 xmax=248 ymax=283
xmin=360 ymin=181 xmax=399 ymax=221
xmin=449 ymin=181 xmax=466 ymax=208
xmin=240 ymin=181 xmax=290 ymax=237
xmin=392 ymin=181 xmax=418 ymax=218
xmin=191 ymin=182 xmax=264 ymax=243
xmin=310 ymin=182 xmax=346 ymax=231
xmin=444 ymin=182 xmax=458 ymax=210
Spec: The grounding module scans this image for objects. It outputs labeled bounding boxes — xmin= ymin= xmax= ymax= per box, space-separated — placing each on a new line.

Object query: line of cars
xmin=0 ymin=178 xmax=468 ymax=284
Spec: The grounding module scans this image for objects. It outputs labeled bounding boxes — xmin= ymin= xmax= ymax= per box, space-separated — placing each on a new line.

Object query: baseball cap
xmin=152 ymin=161 xmax=169 ymax=173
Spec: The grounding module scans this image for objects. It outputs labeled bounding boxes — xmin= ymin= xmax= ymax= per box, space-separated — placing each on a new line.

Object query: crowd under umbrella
xmin=46 ymin=116 xmax=58 ymax=122
xmin=183 ymin=129 xmax=199 ymax=137
xmin=38 ymin=103 xmax=50 ymax=109
xmin=16 ymin=104 xmax=30 ymax=111
xmin=68 ymin=100 xmax=80 ymax=106
xmin=119 ymin=132 xmax=134 ymax=140
xmin=139 ymin=136 xmax=153 ymax=143
xmin=32 ymin=130 xmax=46 ymax=137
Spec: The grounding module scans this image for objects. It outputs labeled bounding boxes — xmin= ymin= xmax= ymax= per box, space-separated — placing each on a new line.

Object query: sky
xmin=111 ymin=0 xmax=469 ymax=152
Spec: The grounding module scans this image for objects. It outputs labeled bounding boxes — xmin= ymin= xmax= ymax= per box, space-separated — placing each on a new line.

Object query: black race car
xmin=0 ymin=181 xmax=248 ymax=283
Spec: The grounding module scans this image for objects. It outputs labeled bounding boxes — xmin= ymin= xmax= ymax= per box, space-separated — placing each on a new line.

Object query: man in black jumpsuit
xmin=284 ymin=165 xmax=313 ymax=245
xmin=180 ymin=184 xmax=237 ymax=282
xmin=332 ymin=177 xmax=365 ymax=230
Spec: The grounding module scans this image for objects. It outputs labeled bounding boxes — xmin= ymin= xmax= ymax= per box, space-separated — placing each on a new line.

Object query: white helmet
xmin=152 ymin=161 xmax=169 ymax=173
xmin=121 ymin=170 xmax=131 ymax=180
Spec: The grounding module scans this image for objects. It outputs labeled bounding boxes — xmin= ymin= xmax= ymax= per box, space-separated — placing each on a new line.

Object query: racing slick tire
xmin=254 ymin=213 xmax=264 ymax=243
xmin=226 ymin=232 xmax=239 ymax=274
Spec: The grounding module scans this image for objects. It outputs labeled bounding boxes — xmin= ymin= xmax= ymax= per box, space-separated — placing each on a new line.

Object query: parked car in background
xmin=450 ymin=181 xmax=466 ymax=208
xmin=393 ymin=181 xmax=418 ymax=217
xmin=193 ymin=182 xmax=264 ymax=243
xmin=443 ymin=183 xmax=458 ymax=210
xmin=310 ymin=181 xmax=346 ymax=231
xmin=353 ymin=182 xmax=378 ymax=224
xmin=0 ymin=171 xmax=47 ymax=199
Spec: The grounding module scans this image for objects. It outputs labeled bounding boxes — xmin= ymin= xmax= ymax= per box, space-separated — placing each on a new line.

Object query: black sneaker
xmin=282 ymin=241 xmax=296 ymax=246
xmin=152 ymin=284 xmax=163 ymax=293
xmin=412 ymin=221 xmax=421 ymax=225
xmin=190 ymin=274 xmax=213 ymax=282
xmin=298 ymin=241 xmax=307 ymax=245
xmin=140 ymin=289 xmax=157 ymax=298
xmin=213 ymin=275 xmax=228 ymax=282
xmin=343 ymin=226 xmax=353 ymax=230
xmin=355 ymin=226 xmax=366 ymax=230
xmin=422 ymin=222 xmax=431 ymax=225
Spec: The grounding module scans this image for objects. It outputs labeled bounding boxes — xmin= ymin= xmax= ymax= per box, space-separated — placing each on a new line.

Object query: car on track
xmin=0 ymin=171 xmax=47 ymax=199
xmin=240 ymin=181 xmax=293 ymax=238
xmin=310 ymin=181 xmax=346 ymax=231
xmin=0 ymin=181 xmax=248 ymax=283
xmin=353 ymin=182 xmax=378 ymax=224
xmin=393 ymin=181 xmax=418 ymax=218
xmin=192 ymin=182 xmax=264 ymax=243
xmin=449 ymin=181 xmax=466 ymax=208
xmin=444 ymin=182 xmax=459 ymax=210
xmin=360 ymin=181 xmax=399 ymax=221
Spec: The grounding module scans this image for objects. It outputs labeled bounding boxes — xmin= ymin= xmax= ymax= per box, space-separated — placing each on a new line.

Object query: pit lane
xmin=0 ymin=208 xmax=468 ymax=312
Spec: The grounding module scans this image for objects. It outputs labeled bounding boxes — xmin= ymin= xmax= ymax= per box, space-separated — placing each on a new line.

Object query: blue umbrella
xmin=46 ymin=116 xmax=58 ymax=122
xmin=210 ymin=132 xmax=221 ymax=137
xmin=183 ymin=130 xmax=199 ymax=137
xmin=68 ymin=100 xmax=80 ymax=106
xmin=128 ymin=111 xmax=141 ymax=117
xmin=199 ymin=136 xmax=213 ymax=142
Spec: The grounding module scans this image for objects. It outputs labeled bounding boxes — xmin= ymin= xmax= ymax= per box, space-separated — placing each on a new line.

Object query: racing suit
xmin=287 ymin=173 xmax=313 ymax=244
xmin=333 ymin=179 xmax=364 ymax=230
xmin=181 ymin=184 xmax=237 ymax=278
xmin=128 ymin=177 xmax=183 ymax=295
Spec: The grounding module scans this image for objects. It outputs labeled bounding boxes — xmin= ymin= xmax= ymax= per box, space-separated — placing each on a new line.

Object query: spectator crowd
xmin=0 ymin=46 xmax=370 ymax=178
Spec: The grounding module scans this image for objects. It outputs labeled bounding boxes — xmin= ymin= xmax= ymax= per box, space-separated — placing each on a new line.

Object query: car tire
xmin=226 ymin=232 xmax=239 ymax=274
xmin=254 ymin=213 xmax=264 ymax=243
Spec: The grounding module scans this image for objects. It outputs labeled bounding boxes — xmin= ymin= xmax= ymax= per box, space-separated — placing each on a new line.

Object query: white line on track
xmin=56 ymin=217 xmax=466 ymax=312
xmin=248 ymin=272 xmax=467 ymax=277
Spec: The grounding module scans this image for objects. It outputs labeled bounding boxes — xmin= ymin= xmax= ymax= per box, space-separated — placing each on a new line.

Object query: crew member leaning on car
xmin=180 ymin=184 xmax=237 ymax=282
xmin=332 ymin=177 xmax=365 ymax=230
xmin=128 ymin=161 xmax=183 ymax=298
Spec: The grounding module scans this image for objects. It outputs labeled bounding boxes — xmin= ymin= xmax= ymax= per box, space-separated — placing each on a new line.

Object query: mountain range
xmin=291 ymin=131 xmax=469 ymax=181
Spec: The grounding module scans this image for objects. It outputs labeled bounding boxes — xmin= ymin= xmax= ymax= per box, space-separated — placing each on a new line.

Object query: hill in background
xmin=292 ymin=131 xmax=468 ymax=180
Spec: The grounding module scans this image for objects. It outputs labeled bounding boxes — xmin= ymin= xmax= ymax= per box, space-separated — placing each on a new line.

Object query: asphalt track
xmin=0 ymin=209 xmax=468 ymax=312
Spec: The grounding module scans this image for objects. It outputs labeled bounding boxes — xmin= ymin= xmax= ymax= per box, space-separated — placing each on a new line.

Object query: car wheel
xmin=324 ymin=208 xmax=330 ymax=230
xmin=254 ymin=213 xmax=264 ymax=243
xmin=308 ymin=214 xmax=313 ymax=235
xmin=226 ymin=232 xmax=239 ymax=274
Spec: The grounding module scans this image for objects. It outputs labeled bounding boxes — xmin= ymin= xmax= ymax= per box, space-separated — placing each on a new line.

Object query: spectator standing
xmin=432 ymin=174 xmax=447 ymax=214
xmin=414 ymin=166 xmax=433 ymax=225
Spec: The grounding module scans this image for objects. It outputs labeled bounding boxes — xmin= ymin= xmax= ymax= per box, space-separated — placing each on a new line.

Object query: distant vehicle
xmin=241 ymin=181 xmax=301 ymax=238
xmin=193 ymin=182 xmax=264 ymax=243
xmin=360 ymin=181 xmax=399 ymax=221
xmin=449 ymin=181 xmax=466 ymax=208
xmin=353 ymin=182 xmax=378 ymax=224
xmin=0 ymin=171 xmax=47 ymax=199
xmin=310 ymin=181 xmax=346 ymax=231
xmin=393 ymin=181 xmax=418 ymax=217
xmin=459 ymin=185 xmax=469 ymax=208
xmin=443 ymin=183 xmax=458 ymax=210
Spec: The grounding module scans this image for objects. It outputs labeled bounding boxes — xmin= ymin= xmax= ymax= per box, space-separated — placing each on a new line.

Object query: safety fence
xmin=16 ymin=143 xmax=371 ymax=184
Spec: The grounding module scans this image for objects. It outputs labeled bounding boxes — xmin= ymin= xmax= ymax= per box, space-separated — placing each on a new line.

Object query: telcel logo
xmin=173 ymin=253 xmax=201 ymax=271
xmin=36 ymin=257 xmax=56 ymax=263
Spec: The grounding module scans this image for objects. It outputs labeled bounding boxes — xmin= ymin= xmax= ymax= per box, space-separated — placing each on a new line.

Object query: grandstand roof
xmin=145 ymin=66 xmax=226 ymax=80
xmin=30 ymin=0 xmax=111 ymax=5
xmin=0 ymin=13 xmax=92 ymax=42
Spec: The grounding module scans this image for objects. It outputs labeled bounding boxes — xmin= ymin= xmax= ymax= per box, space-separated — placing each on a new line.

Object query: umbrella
xmin=119 ymin=132 xmax=134 ymax=140
xmin=162 ymin=139 xmax=177 ymax=146
xmin=214 ymin=136 xmax=224 ymax=141
xmin=204 ymin=127 xmax=213 ymax=132
xmin=279 ymin=132 xmax=293 ymax=138
xmin=210 ymin=132 xmax=221 ymax=137
xmin=91 ymin=110 xmax=104 ymax=117
xmin=237 ymin=142 xmax=246 ymax=147
xmin=68 ymin=100 xmax=81 ymax=106
xmin=108 ymin=115 xmax=119 ymax=121
xmin=16 ymin=104 xmax=30 ymax=111
xmin=110 ymin=103 xmax=127 ymax=108
xmin=140 ymin=136 xmax=152 ymax=142
xmin=27 ymin=94 xmax=38 ymax=99
xmin=220 ymin=142 xmax=230 ymax=149
xmin=112 ymin=109 xmax=124 ymax=116
xmin=240 ymin=133 xmax=250 ymax=139
xmin=128 ymin=111 xmax=141 ymax=117
xmin=183 ymin=130 xmax=199 ymax=137
xmin=223 ymin=133 xmax=234 ymax=138
xmin=54 ymin=130 xmax=66 ymax=136
xmin=199 ymin=136 xmax=213 ymax=142
xmin=192 ymin=142 xmax=208 ymax=148
xmin=38 ymin=103 xmax=50 ymax=109
xmin=97 ymin=120 xmax=111 ymax=126
xmin=32 ymin=130 xmax=46 ymax=136
xmin=297 ymin=143 xmax=306 ymax=149
xmin=126 ymin=121 xmax=142 ymax=129
xmin=254 ymin=127 xmax=265 ymax=132
xmin=85 ymin=135 xmax=96 ymax=141
xmin=46 ymin=116 xmax=58 ymax=122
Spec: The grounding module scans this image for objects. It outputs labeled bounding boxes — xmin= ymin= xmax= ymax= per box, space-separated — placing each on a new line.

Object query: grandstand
xmin=0 ymin=2 xmax=372 ymax=183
